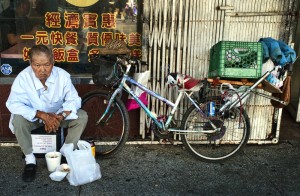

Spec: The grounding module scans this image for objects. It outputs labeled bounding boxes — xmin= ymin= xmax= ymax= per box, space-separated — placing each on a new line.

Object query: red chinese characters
xmin=53 ymin=48 xmax=65 ymax=62
xmin=35 ymin=31 xmax=49 ymax=45
xmin=66 ymin=49 xmax=80 ymax=62
xmin=88 ymin=49 xmax=100 ymax=62
xmin=82 ymin=13 xmax=98 ymax=29
xmin=50 ymin=31 xmax=64 ymax=45
xmin=45 ymin=12 xmax=61 ymax=28
xmin=19 ymin=10 xmax=142 ymax=62
xmin=22 ymin=47 xmax=30 ymax=61
xmin=100 ymin=32 xmax=114 ymax=46
xmin=101 ymin=13 xmax=116 ymax=29
xmin=115 ymin=33 xmax=127 ymax=42
xmin=128 ymin=33 xmax=141 ymax=46
xmin=64 ymin=12 xmax=80 ymax=29
xmin=87 ymin=32 xmax=100 ymax=46
xmin=65 ymin=31 xmax=78 ymax=46
xmin=131 ymin=49 xmax=142 ymax=58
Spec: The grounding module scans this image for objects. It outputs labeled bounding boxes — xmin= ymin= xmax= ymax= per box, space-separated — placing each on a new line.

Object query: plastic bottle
xmin=88 ymin=139 xmax=96 ymax=157
xmin=266 ymin=74 xmax=283 ymax=89
xmin=207 ymin=102 xmax=215 ymax=117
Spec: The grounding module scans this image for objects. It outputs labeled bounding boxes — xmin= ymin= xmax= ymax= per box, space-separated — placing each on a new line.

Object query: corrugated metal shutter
xmin=141 ymin=0 xmax=298 ymax=143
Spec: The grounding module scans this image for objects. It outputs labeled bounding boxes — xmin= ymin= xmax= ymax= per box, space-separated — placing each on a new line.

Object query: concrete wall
xmin=0 ymin=83 xmax=140 ymax=140
xmin=288 ymin=1 xmax=300 ymax=122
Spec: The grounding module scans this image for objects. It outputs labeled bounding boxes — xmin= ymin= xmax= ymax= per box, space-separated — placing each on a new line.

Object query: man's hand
xmin=56 ymin=114 xmax=64 ymax=122
xmin=44 ymin=113 xmax=61 ymax=133
xmin=36 ymin=111 xmax=61 ymax=133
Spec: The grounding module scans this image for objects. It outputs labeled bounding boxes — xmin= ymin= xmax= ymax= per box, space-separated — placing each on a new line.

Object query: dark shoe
xmin=61 ymin=156 xmax=67 ymax=164
xmin=22 ymin=164 xmax=37 ymax=182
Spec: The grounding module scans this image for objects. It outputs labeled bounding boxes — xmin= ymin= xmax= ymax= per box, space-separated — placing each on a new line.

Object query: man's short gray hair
xmin=29 ymin=45 xmax=54 ymax=64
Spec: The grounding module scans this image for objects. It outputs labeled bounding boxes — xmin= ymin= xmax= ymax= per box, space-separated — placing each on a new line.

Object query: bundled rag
xmin=259 ymin=37 xmax=296 ymax=66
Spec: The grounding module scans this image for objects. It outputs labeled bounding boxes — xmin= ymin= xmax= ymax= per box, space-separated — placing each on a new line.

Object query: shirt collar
xmin=46 ymin=67 xmax=56 ymax=84
xmin=30 ymin=66 xmax=57 ymax=90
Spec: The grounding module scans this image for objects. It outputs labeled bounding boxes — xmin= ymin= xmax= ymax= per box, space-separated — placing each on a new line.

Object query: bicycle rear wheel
xmin=180 ymin=96 xmax=250 ymax=162
xmin=81 ymin=90 xmax=130 ymax=158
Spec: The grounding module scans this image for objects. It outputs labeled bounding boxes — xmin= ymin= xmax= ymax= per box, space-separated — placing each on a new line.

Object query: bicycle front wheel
xmin=81 ymin=90 xmax=130 ymax=158
xmin=180 ymin=96 xmax=250 ymax=162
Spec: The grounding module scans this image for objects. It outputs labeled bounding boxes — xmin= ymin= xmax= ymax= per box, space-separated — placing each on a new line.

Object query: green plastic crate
xmin=209 ymin=41 xmax=263 ymax=79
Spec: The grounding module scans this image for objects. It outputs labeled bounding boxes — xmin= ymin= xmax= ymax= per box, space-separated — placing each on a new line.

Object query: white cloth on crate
xmin=6 ymin=66 xmax=81 ymax=133
xmin=262 ymin=59 xmax=283 ymax=89
xmin=261 ymin=59 xmax=275 ymax=76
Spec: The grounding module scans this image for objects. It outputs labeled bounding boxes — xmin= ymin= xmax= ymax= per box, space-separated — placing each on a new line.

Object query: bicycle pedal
xmin=99 ymin=121 xmax=106 ymax=126
xmin=224 ymin=111 xmax=236 ymax=119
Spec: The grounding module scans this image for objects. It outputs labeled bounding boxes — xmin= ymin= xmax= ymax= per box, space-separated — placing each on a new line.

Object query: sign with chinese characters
xmin=19 ymin=8 xmax=142 ymax=63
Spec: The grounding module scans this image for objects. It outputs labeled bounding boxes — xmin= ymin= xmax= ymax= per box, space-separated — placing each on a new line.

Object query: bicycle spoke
xmin=81 ymin=91 xmax=129 ymax=158
xmin=181 ymin=96 xmax=250 ymax=162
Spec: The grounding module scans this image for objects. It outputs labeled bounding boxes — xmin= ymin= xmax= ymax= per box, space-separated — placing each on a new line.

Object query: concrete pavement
xmin=0 ymin=140 xmax=300 ymax=196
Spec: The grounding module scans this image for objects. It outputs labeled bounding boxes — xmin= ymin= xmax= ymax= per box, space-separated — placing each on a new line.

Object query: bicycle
xmin=81 ymin=54 xmax=289 ymax=163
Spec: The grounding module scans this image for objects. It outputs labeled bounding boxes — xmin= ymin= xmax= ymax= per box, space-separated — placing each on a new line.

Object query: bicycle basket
xmin=90 ymin=54 xmax=123 ymax=87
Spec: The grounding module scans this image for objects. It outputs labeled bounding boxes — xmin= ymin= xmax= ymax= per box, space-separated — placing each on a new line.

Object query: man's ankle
xmin=25 ymin=153 xmax=36 ymax=165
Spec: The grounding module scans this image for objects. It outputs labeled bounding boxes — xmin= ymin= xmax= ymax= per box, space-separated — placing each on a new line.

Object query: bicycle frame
xmin=219 ymin=70 xmax=288 ymax=113
xmin=96 ymin=62 xmax=207 ymax=132
xmin=85 ymin=54 xmax=291 ymax=162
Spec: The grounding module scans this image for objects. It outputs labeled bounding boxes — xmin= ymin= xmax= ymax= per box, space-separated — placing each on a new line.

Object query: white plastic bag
xmin=126 ymin=70 xmax=150 ymax=111
xmin=65 ymin=140 xmax=101 ymax=186
xmin=220 ymin=83 xmax=250 ymax=107
xmin=261 ymin=59 xmax=275 ymax=76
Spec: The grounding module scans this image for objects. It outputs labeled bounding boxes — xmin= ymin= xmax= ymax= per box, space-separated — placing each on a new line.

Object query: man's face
xmin=30 ymin=53 xmax=53 ymax=82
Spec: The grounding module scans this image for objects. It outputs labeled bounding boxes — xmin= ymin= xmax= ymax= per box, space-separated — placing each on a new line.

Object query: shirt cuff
xmin=56 ymin=108 xmax=78 ymax=120
xmin=29 ymin=110 xmax=38 ymax=122
xmin=65 ymin=112 xmax=78 ymax=120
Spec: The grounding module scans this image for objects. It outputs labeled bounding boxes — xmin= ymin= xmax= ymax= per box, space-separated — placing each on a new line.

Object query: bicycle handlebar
xmin=116 ymin=56 xmax=147 ymax=75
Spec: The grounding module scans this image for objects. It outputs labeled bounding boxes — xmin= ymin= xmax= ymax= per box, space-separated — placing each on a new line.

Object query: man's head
xmin=29 ymin=45 xmax=54 ymax=83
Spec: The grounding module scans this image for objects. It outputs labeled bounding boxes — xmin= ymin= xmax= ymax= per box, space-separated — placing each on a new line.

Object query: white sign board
xmin=31 ymin=134 xmax=57 ymax=154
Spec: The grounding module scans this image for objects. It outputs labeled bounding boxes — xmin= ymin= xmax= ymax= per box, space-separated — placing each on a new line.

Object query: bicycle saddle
xmin=166 ymin=73 xmax=203 ymax=91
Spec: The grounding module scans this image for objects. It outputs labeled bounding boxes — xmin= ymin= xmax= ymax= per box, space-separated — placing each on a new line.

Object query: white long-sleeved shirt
xmin=6 ymin=66 xmax=81 ymax=133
